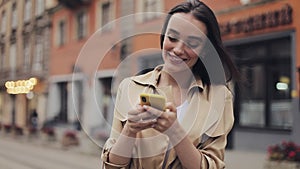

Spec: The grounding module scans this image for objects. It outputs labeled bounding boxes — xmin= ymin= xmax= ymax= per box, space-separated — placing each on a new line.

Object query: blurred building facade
xmin=46 ymin=0 xmax=183 ymax=143
xmin=46 ymin=0 xmax=300 ymax=150
xmin=1 ymin=0 xmax=300 ymax=152
xmin=0 ymin=0 xmax=57 ymax=131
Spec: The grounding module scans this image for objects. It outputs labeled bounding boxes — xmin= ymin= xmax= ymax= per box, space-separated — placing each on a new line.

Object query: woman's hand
xmin=142 ymin=102 xmax=178 ymax=133
xmin=123 ymin=105 xmax=157 ymax=136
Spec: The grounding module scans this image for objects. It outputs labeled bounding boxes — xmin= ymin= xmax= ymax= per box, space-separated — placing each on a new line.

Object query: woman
xmin=101 ymin=0 xmax=240 ymax=168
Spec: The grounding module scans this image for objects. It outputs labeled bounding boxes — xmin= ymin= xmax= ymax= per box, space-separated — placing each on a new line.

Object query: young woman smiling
xmin=101 ymin=1 xmax=240 ymax=168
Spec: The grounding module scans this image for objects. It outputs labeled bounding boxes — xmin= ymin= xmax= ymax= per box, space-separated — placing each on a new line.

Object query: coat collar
xmin=130 ymin=65 xmax=205 ymax=92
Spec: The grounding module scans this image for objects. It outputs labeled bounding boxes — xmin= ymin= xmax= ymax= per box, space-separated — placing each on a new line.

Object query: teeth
xmin=171 ymin=56 xmax=182 ymax=61
xmin=168 ymin=52 xmax=188 ymax=64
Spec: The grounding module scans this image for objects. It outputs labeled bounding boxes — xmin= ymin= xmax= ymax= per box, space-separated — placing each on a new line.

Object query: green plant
xmin=268 ymin=141 xmax=300 ymax=162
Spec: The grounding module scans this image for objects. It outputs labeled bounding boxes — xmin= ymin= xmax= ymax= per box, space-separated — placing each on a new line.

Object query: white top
xmin=176 ymin=100 xmax=189 ymax=123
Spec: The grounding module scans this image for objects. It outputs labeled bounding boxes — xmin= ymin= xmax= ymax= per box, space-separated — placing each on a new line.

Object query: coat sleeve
xmin=100 ymin=79 xmax=131 ymax=169
xmin=199 ymin=88 xmax=234 ymax=169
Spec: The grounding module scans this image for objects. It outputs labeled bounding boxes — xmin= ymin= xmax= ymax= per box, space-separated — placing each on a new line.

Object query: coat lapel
xmin=183 ymin=85 xmax=227 ymax=139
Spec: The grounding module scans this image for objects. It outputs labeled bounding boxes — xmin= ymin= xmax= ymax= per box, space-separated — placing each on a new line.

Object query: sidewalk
xmin=1 ymin=130 xmax=268 ymax=168
xmin=0 ymin=130 xmax=101 ymax=156
xmin=225 ymin=149 xmax=267 ymax=169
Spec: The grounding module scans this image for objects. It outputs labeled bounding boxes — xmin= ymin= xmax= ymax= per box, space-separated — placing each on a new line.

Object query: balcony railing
xmin=58 ymin=0 xmax=91 ymax=9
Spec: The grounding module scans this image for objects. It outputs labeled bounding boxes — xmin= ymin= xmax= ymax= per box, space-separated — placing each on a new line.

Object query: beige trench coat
xmin=101 ymin=65 xmax=234 ymax=169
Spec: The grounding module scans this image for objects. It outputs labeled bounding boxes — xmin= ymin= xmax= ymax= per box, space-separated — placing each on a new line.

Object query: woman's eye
xmin=167 ymin=36 xmax=178 ymax=42
xmin=187 ymin=40 xmax=201 ymax=48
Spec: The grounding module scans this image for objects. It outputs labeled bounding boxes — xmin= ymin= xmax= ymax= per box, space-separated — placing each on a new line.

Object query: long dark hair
xmin=160 ymin=0 xmax=240 ymax=87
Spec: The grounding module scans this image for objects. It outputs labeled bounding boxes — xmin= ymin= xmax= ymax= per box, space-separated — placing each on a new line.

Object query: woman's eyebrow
xmin=187 ymin=36 xmax=204 ymax=42
xmin=168 ymin=28 xmax=203 ymax=40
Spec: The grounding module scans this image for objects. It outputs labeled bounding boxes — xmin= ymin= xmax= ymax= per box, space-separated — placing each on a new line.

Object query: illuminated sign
xmin=5 ymin=78 xmax=38 ymax=94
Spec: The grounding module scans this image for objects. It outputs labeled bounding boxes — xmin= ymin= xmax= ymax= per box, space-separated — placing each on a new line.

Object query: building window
xmin=98 ymin=77 xmax=113 ymax=123
xmin=138 ymin=53 xmax=163 ymax=72
xmin=120 ymin=42 xmax=128 ymax=60
xmin=136 ymin=0 xmax=162 ymax=23
xmin=58 ymin=20 xmax=66 ymax=46
xmin=1 ymin=11 xmax=6 ymax=35
xmin=23 ymin=39 xmax=31 ymax=71
xmin=12 ymin=2 xmax=17 ymax=29
xmin=0 ymin=45 xmax=4 ymax=71
xmin=228 ymin=36 xmax=292 ymax=129
xmin=32 ymin=35 xmax=43 ymax=71
xmin=76 ymin=11 xmax=87 ymax=40
xmin=24 ymin=0 xmax=32 ymax=23
xmin=99 ymin=1 xmax=115 ymax=31
xmin=138 ymin=53 xmax=163 ymax=73
xmin=35 ymin=0 xmax=44 ymax=17
xmin=72 ymin=80 xmax=83 ymax=122
xmin=9 ymin=43 xmax=17 ymax=73
xmin=240 ymin=0 xmax=251 ymax=5
xmin=102 ymin=2 xmax=110 ymax=26
xmin=57 ymin=82 xmax=68 ymax=123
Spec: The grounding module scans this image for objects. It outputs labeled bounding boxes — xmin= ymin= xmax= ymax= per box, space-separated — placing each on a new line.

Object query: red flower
xmin=267 ymin=141 xmax=300 ymax=162
xmin=288 ymin=151 xmax=296 ymax=158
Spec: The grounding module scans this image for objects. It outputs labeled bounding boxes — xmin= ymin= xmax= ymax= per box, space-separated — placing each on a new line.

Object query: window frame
xmin=32 ymin=34 xmax=43 ymax=71
xmin=1 ymin=10 xmax=6 ymax=35
xmin=9 ymin=43 xmax=17 ymax=73
xmin=23 ymin=36 xmax=31 ymax=71
xmin=24 ymin=0 xmax=32 ymax=23
xmin=0 ymin=44 xmax=4 ymax=71
xmin=75 ymin=10 xmax=88 ymax=40
xmin=135 ymin=0 xmax=163 ymax=23
xmin=98 ymin=0 xmax=116 ymax=31
xmin=35 ymin=0 xmax=44 ymax=17
xmin=225 ymin=31 xmax=296 ymax=131
xmin=11 ymin=2 xmax=18 ymax=29
xmin=138 ymin=52 xmax=163 ymax=72
xmin=58 ymin=19 xmax=66 ymax=46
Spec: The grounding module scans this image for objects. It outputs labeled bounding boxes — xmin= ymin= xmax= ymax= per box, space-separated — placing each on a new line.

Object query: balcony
xmin=58 ymin=0 xmax=91 ymax=9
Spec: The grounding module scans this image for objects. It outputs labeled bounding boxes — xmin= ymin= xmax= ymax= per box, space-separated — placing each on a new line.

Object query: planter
xmin=264 ymin=161 xmax=300 ymax=169
xmin=61 ymin=136 xmax=79 ymax=147
xmin=61 ymin=130 xmax=79 ymax=147
xmin=28 ymin=127 xmax=38 ymax=135
xmin=41 ymin=127 xmax=56 ymax=141
xmin=3 ymin=124 xmax=12 ymax=133
xmin=14 ymin=126 xmax=23 ymax=136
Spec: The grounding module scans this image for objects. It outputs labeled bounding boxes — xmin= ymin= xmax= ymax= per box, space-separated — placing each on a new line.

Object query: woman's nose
xmin=173 ymin=41 xmax=185 ymax=55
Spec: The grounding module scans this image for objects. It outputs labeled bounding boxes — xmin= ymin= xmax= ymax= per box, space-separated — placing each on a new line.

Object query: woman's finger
xmin=128 ymin=111 xmax=157 ymax=122
xmin=127 ymin=105 xmax=144 ymax=115
xmin=127 ymin=119 xmax=157 ymax=131
xmin=142 ymin=105 xmax=164 ymax=118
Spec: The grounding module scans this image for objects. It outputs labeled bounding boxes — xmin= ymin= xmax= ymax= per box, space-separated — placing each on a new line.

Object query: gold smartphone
xmin=140 ymin=93 xmax=166 ymax=110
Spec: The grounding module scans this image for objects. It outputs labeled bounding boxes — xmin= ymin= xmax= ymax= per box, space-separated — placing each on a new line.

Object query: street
xmin=0 ymin=132 xmax=268 ymax=169
xmin=225 ymin=149 xmax=266 ymax=169
xmin=0 ymin=137 xmax=101 ymax=169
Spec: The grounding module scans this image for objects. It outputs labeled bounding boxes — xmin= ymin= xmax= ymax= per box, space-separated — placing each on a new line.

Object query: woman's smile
xmin=167 ymin=52 xmax=188 ymax=65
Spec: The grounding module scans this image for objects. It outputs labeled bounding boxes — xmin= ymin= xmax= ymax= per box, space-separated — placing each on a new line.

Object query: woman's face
xmin=162 ymin=12 xmax=207 ymax=73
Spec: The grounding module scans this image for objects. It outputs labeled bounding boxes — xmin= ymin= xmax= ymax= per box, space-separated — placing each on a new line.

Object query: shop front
xmin=1 ymin=77 xmax=47 ymax=135
xmin=217 ymin=0 xmax=300 ymax=150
